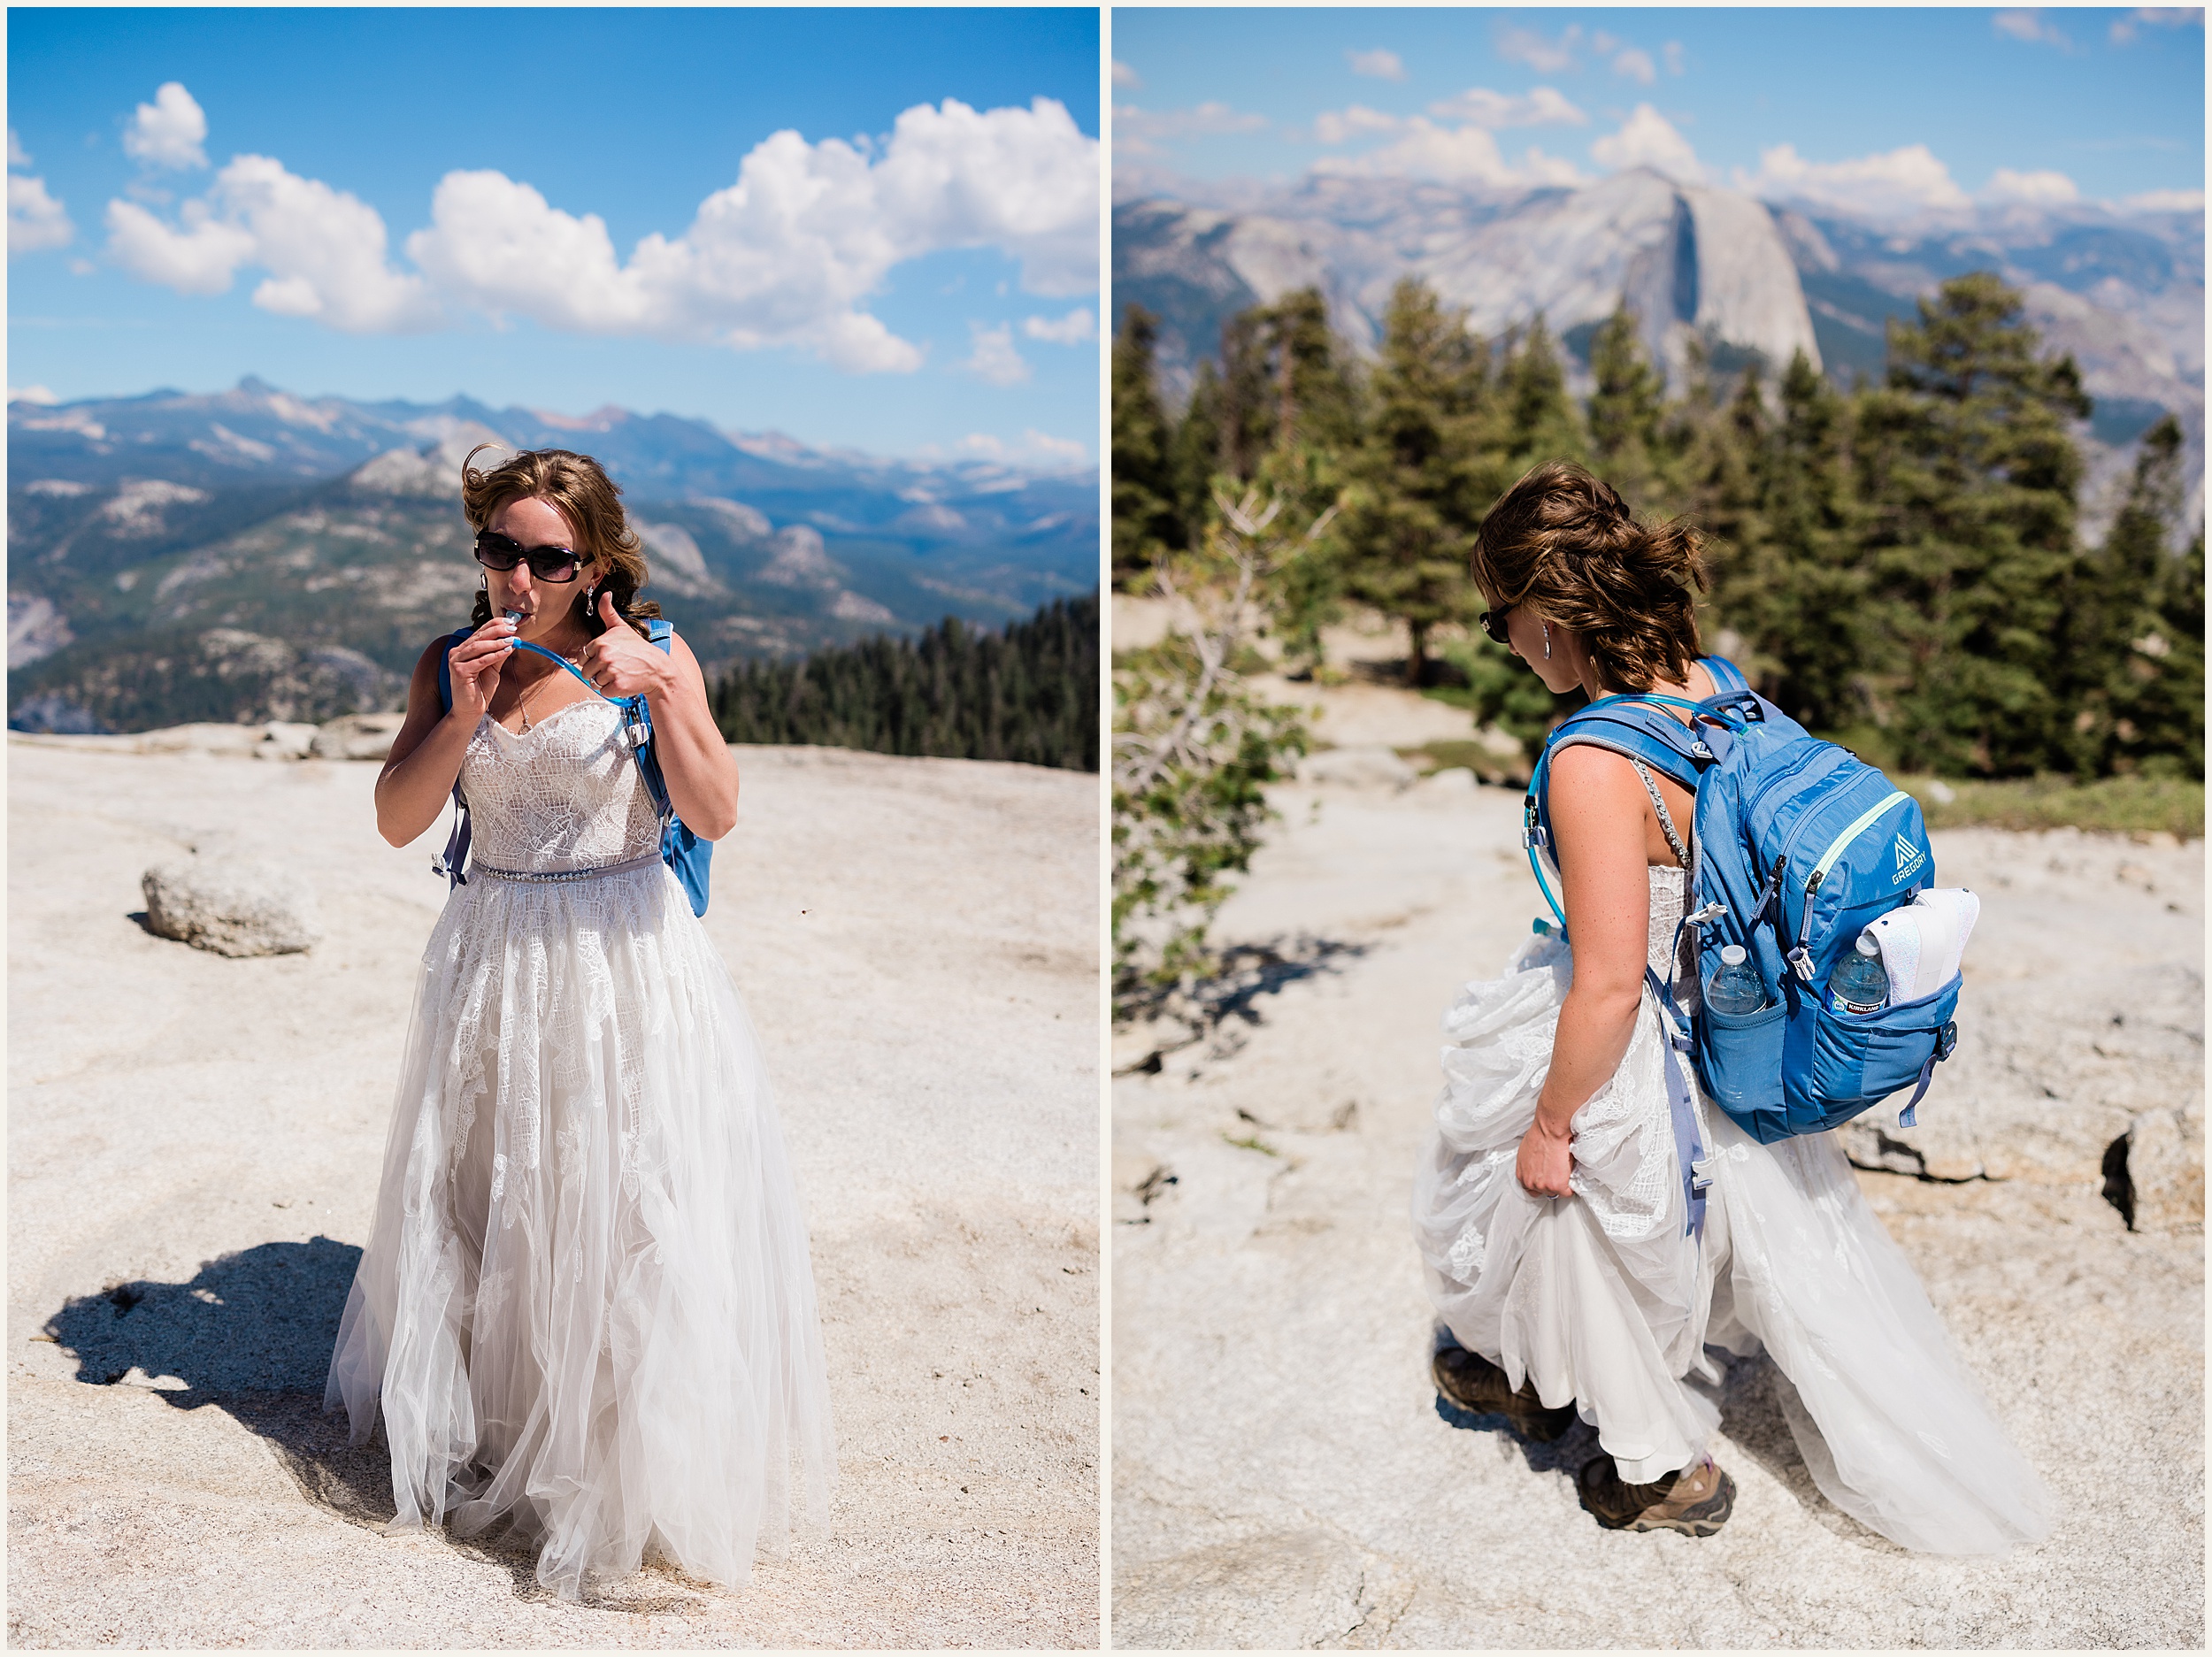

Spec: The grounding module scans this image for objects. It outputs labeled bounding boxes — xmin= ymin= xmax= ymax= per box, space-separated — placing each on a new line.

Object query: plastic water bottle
xmin=1827 ymin=932 xmax=1890 ymax=1016
xmin=1705 ymin=945 xmax=1767 ymax=1015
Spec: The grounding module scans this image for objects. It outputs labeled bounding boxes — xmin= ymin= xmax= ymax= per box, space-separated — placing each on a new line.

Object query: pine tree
xmin=1851 ymin=272 xmax=2092 ymax=775
xmin=1169 ymin=359 xmax=1225 ymax=545
xmin=1502 ymin=314 xmax=1586 ymax=471
xmin=1112 ymin=306 xmax=1182 ymax=589
xmin=1763 ymin=349 xmax=1870 ymax=735
xmin=1586 ymin=306 xmax=1668 ymax=507
xmin=1684 ymin=365 xmax=1783 ymax=690
xmin=2065 ymin=415 xmax=2201 ymax=776
xmin=1210 ymin=288 xmax=1364 ymax=672
xmin=1338 ymin=280 xmax=1489 ymax=685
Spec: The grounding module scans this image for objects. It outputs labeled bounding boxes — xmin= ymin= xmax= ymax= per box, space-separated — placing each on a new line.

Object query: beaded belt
xmin=472 ymin=851 xmax=662 ymax=885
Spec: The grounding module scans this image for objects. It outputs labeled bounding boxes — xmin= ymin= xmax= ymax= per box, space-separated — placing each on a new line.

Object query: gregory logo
xmin=1894 ymin=834 xmax=1926 ymax=879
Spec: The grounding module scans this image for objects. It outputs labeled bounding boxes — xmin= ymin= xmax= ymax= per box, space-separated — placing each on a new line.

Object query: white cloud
xmin=1114 ymin=102 xmax=1269 ymax=142
xmin=123 ymin=81 xmax=210 ymax=170
xmin=96 ymin=95 xmax=1096 ymax=372
xmin=1111 ymin=59 xmax=1141 ymax=89
xmin=1993 ymin=9 xmax=2074 ymax=48
xmin=409 ymin=96 xmax=1094 ymax=371
xmin=955 ymin=429 xmax=1089 ymax=468
xmin=1663 ymin=42 xmax=1686 ymax=75
xmin=1589 ymin=104 xmax=1704 ymax=185
xmin=107 ymin=154 xmax=435 ymax=328
xmin=1497 ymin=22 xmax=1582 ymax=73
xmin=1023 ymin=307 xmax=1095 ymax=344
xmin=1347 ymin=48 xmax=1406 ymax=81
xmin=1984 ymin=167 xmax=2080 ymax=204
xmin=8 ymin=129 xmax=30 ymax=169
xmin=1313 ymin=119 xmax=1586 ymax=188
xmin=9 ymin=173 xmax=74 ymax=256
xmin=2111 ymin=7 xmax=2204 ymax=42
xmin=1426 ymin=85 xmax=1586 ymax=127
xmin=1313 ymin=104 xmax=1407 ymax=144
xmin=963 ymin=322 xmax=1030 ymax=387
xmin=8 ymin=384 xmax=58 ymax=403
xmin=1737 ymin=142 xmax=1971 ymax=219
xmin=2120 ymin=187 xmax=2205 ymax=212
xmin=1613 ymin=47 xmax=1657 ymax=85
xmin=1021 ymin=430 xmax=1088 ymax=464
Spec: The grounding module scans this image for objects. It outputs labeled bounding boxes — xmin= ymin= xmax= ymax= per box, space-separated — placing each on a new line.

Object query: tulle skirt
xmin=1411 ymin=932 xmax=2052 ymax=1554
xmin=326 ymin=859 xmax=836 ymax=1598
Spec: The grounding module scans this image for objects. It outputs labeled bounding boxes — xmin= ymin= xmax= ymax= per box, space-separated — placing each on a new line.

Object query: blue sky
xmin=8 ymin=8 xmax=1102 ymax=467
xmin=1112 ymin=7 xmax=2204 ymax=215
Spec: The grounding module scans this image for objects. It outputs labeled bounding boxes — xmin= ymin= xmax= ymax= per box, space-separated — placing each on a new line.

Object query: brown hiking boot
xmin=1432 ymin=1346 xmax=1578 ymax=1442
xmin=1578 ymin=1453 xmax=1736 ymax=1536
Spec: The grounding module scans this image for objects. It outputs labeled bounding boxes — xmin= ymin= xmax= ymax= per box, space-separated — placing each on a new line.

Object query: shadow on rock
xmin=1707 ymin=1350 xmax=1901 ymax=1554
xmin=43 ymin=1236 xmax=398 ymax=1529
xmin=41 ymin=1238 xmax=706 ymax=1609
xmin=1118 ymin=936 xmax=1372 ymax=1072
xmin=1432 ymin=1390 xmax=1604 ymax=1482
xmin=1429 ymin=1336 xmax=1899 ymax=1551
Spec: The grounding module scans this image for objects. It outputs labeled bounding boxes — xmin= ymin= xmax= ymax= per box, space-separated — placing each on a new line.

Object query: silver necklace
xmin=512 ymin=640 xmax=588 ymax=733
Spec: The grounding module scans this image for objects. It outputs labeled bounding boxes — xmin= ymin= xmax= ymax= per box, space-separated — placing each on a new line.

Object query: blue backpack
xmin=1526 ymin=656 xmax=1960 ymax=1232
xmin=432 ymin=618 xmax=713 ymax=917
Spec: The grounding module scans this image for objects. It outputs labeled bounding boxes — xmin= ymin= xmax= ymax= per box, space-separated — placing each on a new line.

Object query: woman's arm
xmin=1516 ymin=743 xmax=1654 ymax=1198
xmin=578 ymin=593 xmax=741 ymax=840
xmin=373 ymin=620 xmax=517 ymax=848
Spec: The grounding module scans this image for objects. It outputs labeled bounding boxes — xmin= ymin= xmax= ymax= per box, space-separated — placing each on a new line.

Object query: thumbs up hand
xmin=577 ymin=587 xmax=672 ymax=700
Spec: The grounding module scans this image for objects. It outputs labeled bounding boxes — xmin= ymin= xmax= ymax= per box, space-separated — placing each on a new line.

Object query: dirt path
xmin=1111 ymin=764 xmax=2203 ymax=1649
xmin=8 ymin=738 xmax=1099 ymax=1648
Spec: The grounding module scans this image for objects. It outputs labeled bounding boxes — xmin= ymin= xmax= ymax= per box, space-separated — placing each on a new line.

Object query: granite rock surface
xmin=10 ymin=736 xmax=1100 ymax=1648
xmin=1113 ymin=772 xmax=2203 ymax=1649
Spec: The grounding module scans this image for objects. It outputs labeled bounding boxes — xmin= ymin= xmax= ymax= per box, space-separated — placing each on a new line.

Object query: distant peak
xmin=235 ymin=374 xmax=275 ymax=395
xmin=529 ymin=403 xmax=628 ymax=432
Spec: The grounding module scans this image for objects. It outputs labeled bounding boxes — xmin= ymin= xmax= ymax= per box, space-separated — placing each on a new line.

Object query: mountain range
xmin=6 ymin=380 xmax=1099 ymax=733
xmin=1114 ymin=168 xmax=2204 ymax=532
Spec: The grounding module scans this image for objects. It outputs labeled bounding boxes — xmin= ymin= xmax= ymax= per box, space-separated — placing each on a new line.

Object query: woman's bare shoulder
xmin=1548 ymin=740 xmax=1645 ymax=800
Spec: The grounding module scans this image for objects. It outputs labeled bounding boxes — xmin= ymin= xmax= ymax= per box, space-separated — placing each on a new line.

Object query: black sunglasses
xmin=474 ymin=529 xmax=584 ymax=583
xmin=1479 ymin=603 xmax=1515 ymax=646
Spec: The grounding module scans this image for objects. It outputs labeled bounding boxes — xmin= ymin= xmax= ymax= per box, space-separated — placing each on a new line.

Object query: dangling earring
xmin=1543 ymin=622 xmax=1552 ymax=660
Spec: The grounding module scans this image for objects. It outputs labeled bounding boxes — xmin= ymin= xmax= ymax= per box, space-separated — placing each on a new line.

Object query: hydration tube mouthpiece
xmin=501 ymin=608 xmax=525 ymax=624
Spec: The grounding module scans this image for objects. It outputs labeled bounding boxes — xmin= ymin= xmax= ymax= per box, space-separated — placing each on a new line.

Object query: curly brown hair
xmin=459 ymin=445 xmax=661 ymax=638
xmin=1471 ymin=459 xmax=1706 ymax=690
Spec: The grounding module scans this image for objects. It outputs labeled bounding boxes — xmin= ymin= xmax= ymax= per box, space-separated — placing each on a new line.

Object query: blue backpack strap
xmin=1525 ymin=693 xmax=1710 ymax=931
xmin=630 ymin=619 xmax=710 ymax=917
xmin=627 ymin=620 xmax=675 ymax=821
xmin=432 ymin=626 xmax=474 ymax=890
xmin=1647 ymin=965 xmax=1711 ymax=1237
xmin=1700 ymin=654 xmax=1748 ymax=693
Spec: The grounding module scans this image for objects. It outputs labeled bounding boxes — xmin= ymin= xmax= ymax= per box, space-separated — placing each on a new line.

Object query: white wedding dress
xmin=1411 ymin=860 xmax=2053 ymax=1554
xmin=326 ymin=696 xmax=835 ymax=1598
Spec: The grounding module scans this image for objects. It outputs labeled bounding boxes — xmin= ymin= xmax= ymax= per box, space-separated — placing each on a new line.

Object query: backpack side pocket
xmin=1786 ymin=973 xmax=1962 ymax=1134
xmin=1695 ymin=993 xmax=1790 ymax=1144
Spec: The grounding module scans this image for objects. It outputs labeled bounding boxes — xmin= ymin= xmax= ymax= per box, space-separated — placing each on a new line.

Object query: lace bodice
xmin=459 ymin=698 xmax=660 ymax=873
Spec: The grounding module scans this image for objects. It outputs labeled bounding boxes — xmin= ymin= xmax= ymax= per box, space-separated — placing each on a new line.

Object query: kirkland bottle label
xmin=1829 ymin=989 xmax=1884 ymax=1016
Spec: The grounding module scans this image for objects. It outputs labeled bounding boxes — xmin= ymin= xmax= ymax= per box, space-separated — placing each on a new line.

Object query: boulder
xmin=251 ymin=723 xmax=319 ymax=762
xmin=141 ymin=857 xmax=322 ymax=957
xmin=310 ymin=712 xmax=405 ymax=762
xmin=1296 ymin=745 xmax=1417 ymax=791
xmin=2125 ymin=1103 xmax=2206 ymax=1233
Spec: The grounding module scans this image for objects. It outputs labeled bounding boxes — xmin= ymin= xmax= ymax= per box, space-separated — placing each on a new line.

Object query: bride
xmin=326 ymin=446 xmax=835 ymax=1598
xmin=1411 ymin=460 xmax=2051 ymax=1551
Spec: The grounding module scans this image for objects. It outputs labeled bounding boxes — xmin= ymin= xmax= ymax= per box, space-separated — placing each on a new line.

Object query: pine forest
xmin=711 ymin=591 xmax=1099 ymax=772
xmin=1114 ymin=274 xmax=2204 ymax=784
